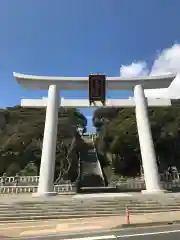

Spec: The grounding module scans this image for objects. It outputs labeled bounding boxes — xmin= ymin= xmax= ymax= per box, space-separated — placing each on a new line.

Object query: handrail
xmin=92 ymin=136 xmax=105 ymax=186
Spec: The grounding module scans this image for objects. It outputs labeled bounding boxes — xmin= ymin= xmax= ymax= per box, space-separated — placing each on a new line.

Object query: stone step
xmin=0 ymin=211 xmax=121 ymax=216
xmin=0 ymin=209 xmax=178 ymax=216
xmin=10 ymin=202 xmax=162 ymax=206
xmin=0 ymin=206 xmax=179 ymax=215
xmin=0 ymin=201 xmax=180 ymax=210
xmin=2 ymin=201 xmax=180 ymax=208
xmin=0 ymin=214 xmax=118 ymax=221
xmin=28 ymin=199 xmax=162 ymax=202
xmin=1 ymin=205 xmax=178 ymax=212
xmin=8 ymin=198 xmax=155 ymax=202
xmin=9 ymin=202 xmax=180 ymax=208
xmin=1 ymin=204 xmax=180 ymax=211
xmin=5 ymin=204 xmax=159 ymax=208
xmin=14 ymin=197 xmax=178 ymax=202
xmin=15 ymin=202 xmax=161 ymax=207
xmin=12 ymin=201 xmax=165 ymax=206
xmin=0 ymin=209 xmax=178 ymax=221
xmin=0 ymin=208 xmax=178 ymax=217
xmin=0 ymin=209 xmax=177 ymax=215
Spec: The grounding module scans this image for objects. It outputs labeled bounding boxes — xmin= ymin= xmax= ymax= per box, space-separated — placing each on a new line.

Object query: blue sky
xmin=1 ymin=0 xmax=180 ymax=132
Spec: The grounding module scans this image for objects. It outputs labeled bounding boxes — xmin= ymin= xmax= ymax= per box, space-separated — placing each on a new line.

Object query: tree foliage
xmin=93 ymin=104 xmax=180 ymax=178
xmin=0 ymin=106 xmax=87 ymax=182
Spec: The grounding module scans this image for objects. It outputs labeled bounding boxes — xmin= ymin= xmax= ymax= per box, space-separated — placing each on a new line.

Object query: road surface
xmin=16 ymin=224 xmax=180 ymax=239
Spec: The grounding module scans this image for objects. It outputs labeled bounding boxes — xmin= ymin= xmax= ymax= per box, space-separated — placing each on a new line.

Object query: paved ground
xmin=115 ymin=225 xmax=180 ymax=239
xmin=73 ymin=193 xmax=132 ymax=199
xmin=1 ymin=192 xmax=180 ymax=238
xmin=1 ymin=192 xmax=180 ymax=204
xmin=1 ymin=210 xmax=180 ymax=238
xmin=0 ymin=193 xmax=75 ymax=204
xmin=1 ymin=191 xmax=180 ymax=206
xmin=15 ymin=224 xmax=180 ymax=239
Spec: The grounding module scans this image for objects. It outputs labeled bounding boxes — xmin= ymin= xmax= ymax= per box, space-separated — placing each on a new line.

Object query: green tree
xmin=0 ymin=106 xmax=87 ymax=180
xmin=93 ymin=104 xmax=180 ymax=180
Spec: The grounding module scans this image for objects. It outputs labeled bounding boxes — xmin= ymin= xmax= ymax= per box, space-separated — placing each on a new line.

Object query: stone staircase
xmin=1 ymin=194 xmax=180 ymax=221
xmin=79 ymin=136 xmax=105 ymax=188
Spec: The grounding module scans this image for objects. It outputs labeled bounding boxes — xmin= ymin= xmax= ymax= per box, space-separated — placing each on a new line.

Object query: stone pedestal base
xmin=32 ymin=192 xmax=57 ymax=197
xmin=141 ymin=189 xmax=168 ymax=194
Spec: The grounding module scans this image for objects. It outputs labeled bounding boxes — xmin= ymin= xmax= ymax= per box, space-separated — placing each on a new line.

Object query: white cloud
xmin=151 ymin=44 xmax=180 ymax=76
xmin=119 ymin=43 xmax=180 ymax=99
xmin=120 ymin=44 xmax=180 ymax=78
xmin=120 ymin=61 xmax=149 ymax=77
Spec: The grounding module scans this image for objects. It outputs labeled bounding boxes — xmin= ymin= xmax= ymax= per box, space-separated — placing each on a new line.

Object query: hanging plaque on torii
xmin=88 ymin=74 xmax=106 ymax=106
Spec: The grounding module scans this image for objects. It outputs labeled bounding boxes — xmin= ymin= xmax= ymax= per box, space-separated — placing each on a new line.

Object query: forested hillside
xmin=1 ymin=103 xmax=180 ymax=183
xmin=0 ymin=106 xmax=87 ymax=182
xmin=93 ymin=104 xmax=180 ymax=179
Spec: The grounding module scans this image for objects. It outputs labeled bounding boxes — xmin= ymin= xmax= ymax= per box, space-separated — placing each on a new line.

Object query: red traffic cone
xmin=125 ymin=206 xmax=130 ymax=224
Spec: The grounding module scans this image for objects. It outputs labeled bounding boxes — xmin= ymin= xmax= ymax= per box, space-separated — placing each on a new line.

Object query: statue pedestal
xmin=33 ymin=192 xmax=57 ymax=197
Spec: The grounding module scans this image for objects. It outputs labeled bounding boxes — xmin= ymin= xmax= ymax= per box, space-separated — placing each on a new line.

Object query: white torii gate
xmin=14 ymin=72 xmax=176 ymax=196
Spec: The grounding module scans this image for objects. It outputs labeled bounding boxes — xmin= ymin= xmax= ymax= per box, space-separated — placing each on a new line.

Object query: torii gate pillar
xmin=34 ymin=85 xmax=59 ymax=196
xmin=134 ymin=85 xmax=164 ymax=193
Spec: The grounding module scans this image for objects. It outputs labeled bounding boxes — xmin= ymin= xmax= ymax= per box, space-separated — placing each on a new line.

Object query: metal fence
xmin=110 ymin=172 xmax=180 ymax=184
xmin=0 ymin=176 xmax=39 ymax=185
xmin=0 ymin=176 xmax=76 ymax=194
xmin=0 ymin=172 xmax=180 ymax=194
xmin=160 ymin=172 xmax=180 ymax=181
xmin=1 ymin=181 xmax=180 ymax=194
xmin=1 ymin=172 xmax=180 ymax=186
xmin=0 ymin=184 xmax=75 ymax=194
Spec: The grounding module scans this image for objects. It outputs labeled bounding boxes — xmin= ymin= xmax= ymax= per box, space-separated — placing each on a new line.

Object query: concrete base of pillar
xmin=141 ymin=189 xmax=168 ymax=194
xmin=32 ymin=192 xmax=57 ymax=197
